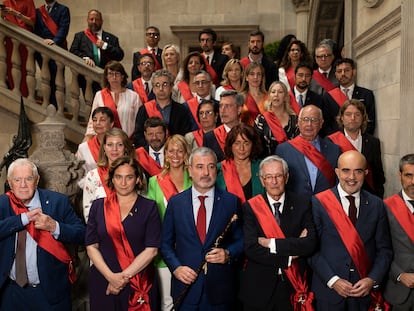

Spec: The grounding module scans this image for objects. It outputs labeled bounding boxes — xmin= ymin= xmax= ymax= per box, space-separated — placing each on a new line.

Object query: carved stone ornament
xmin=364 ymin=0 xmax=384 ymax=8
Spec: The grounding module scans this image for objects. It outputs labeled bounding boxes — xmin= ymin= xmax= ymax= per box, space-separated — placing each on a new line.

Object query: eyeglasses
xmin=261 ymin=174 xmax=284 ymax=182
xmin=315 ymin=54 xmax=333 ymax=59
xmin=146 ymin=32 xmax=159 ymax=38
xmin=139 ymin=61 xmax=154 ymax=66
xmin=199 ymin=110 xmax=214 ymax=116
xmin=153 ymin=82 xmax=171 ymax=89
xmin=193 ymin=80 xmax=211 ymax=86
xmin=300 ymin=117 xmax=321 ymax=123
xmin=107 ymin=71 xmax=122 ymax=78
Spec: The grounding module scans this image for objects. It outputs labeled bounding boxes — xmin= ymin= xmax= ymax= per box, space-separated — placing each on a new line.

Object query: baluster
xmin=55 ymin=60 xmax=65 ymax=115
xmin=40 ymin=52 xmax=51 ymax=108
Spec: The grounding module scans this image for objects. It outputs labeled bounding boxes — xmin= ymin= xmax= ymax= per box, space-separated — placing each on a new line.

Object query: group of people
xmin=3 ymin=3 xmax=413 ymax=311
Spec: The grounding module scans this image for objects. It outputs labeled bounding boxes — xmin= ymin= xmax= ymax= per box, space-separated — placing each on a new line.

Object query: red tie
xmin=346 ymin=195 xmax=357 ymax=225
xmin=151 ymin=48 xmax=156 ymax=56
xmin=197 ymin=196 xmax=207 ymax=243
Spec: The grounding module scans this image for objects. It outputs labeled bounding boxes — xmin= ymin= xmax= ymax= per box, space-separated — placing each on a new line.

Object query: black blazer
xmin=210 ymin=52 xmax=228 ymax=85
xmin=70 ymin=30 xmax=124 ymax=69
xmin=133 ymin=100 xmax=191 ymax=147
xmin=131 ymin=48 xmax=163 ymax=81
xmin=203 ymin=127 xmax=225 ymax=162
xmin=240 ymin=192 xmax=317 ymax=309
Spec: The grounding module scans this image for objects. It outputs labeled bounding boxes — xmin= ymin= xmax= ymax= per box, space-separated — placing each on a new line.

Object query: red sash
xmin=223 ymin=84 xmax=234 ymax=91
xmin=177 ymin=81 xmax=194 ymax=103
xmin=39 ymin=6 xmax=67 ymax=49
xmin=156 ymin=173 xmax=179 ymax=201
xmin=221 ymin=159 xmax=246 ymax=204
xmin=97 ymin=166 xmax=112 ymax=196
xmin=384 ymin=194 xmax=414 ymax=244
xmin=244 ymin=93 xmax=261 ymax=119
xmin=328 ymin=88 xmax=348 ymax=108
xmin=187 ymin=97 xmax=201 ymax=129
xmin=132 ymin=79 xmax=149 ymax=104
xmin=240 ymin=57 xmax=250 ymax=68
xmin=248 ymin=195 xmax=314 ymax=310
xmin=6 ymin=191 xmax=76 ymax=284
xmin=86 ymin=135 xmax=100 ymax=163
xmin=263 ymin=111 xmax=288 ymax=144
xmin=144 ymin=100 xmax=163 ymax=119
xmin=139 ymin=48 xmax=162 ymax=71
xmin=213 ymin=125 xmax=227 ymax=153
xmin=135 ymin=147 xmax=162 ymax=176
xmin=202 ymin=55 xmax=219 ymax=86
xmin=192 ymin=129 xmax=204 ymax=147
xmin=315 ymin=190 xmax=390 ymax=311
xmin=288 ymin=136 xmax=335 ymax=187
xmin=84 ymin=28 xmax=98 ymax=44
xmin=101 ymin=88 xmax=122 ymax=129
xmin=328 ymin=132 xmax=375 ymax=190
xmin=288 ymin=91 xmax=301 ymax=115
xmin=286 ymin=67 xmax=295 ymax=90
xmin=104 ymin=192 xmax=151 ymax=310
xmin=312 ymin=70 xmax=336 ymax=92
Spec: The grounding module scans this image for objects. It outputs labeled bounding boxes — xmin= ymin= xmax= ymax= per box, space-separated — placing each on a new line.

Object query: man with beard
xmin=240 ymin=30 xmax=278 ymax=89
xmin=324 ymin=58 xmax=377 ymax=135
xmin=127 ymin=53 xmax=156 ymax=104
xmin=70 ymin=9 xmax=124 ymax=95
xmin=135 ymin=117 xmax=167 ymax=179
xmin=161 ymin=147 xmax=243 ymax=310
xmin=198 ymin=28 xmax=228 ymax=87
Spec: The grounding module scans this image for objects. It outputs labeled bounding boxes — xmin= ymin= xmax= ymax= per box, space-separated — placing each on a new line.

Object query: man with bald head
xmin=309 ymin=150 xmax=392 ymax=310
xmin=275 ymin=104 xmax=341 ymax=199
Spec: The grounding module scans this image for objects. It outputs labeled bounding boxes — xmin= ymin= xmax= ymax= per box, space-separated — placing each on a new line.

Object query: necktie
xmin=46 ymin=5 xmax=51 ymax=13
xmin=197 ymin=196 xmax=207 ymax=243
xmin=145 ymin=82 xmax=150 ymax=95
xmin=323 ymin=72 xmax=328 ymax=78
xmin=153 ymin=152 xmax=161 ymax=165
xmin=273 ymin=202 xmax=281 ymax=225
xmin=298 ymin=94 xmax=304 ymax=107
xmin=15 ymin=230 xmax=28 ymax=287
xmin=151 ymin=48 xmax=156 ymax=56
xmin=346 ymin=195 xmax=357 ymax=225
xmin=206 ymin=55 xmax=210 ymax=64
xmin=408 ymin=200 xmax=414 ymax=214
xmin=343 ymin=88 xmax=350 ymax=99
xmin=93 ymin=33 xmax=100 ymax=65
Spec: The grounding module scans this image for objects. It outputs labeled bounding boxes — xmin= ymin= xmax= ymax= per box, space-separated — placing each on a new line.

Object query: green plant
xmin=264 ymin=40 xmax=280 ymax=61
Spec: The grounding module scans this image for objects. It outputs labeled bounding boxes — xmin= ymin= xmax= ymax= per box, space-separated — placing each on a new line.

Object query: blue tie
xmin=298 ymin=94 xmax=304 ymax=107
xmin=273 ymin=202 xmax=281 ymax=225
xmin=153 ymin=152 xmax=161 ymax=165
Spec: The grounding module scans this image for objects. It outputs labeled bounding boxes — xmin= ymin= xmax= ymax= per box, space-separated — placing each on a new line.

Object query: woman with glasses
xmin=215 ymin=58 xmax=243 ymax=100
xmin=216 ymin=124 xmax=264 ymax=204
xmin=239 ymin=62 xmax=268 ymax=127
xmin=254 ymin=81 xmax=299 ymax=157
xmin=86 ymin=156 xmax=161 ymax=311
xmin=85 ymin=61 xmax=142 ymax=140
xmin=185 ymin=100 xmax=219 ymax=150
xmin=146 ymin=135 xmax=192 ymax=311
xmin=83 ymin=128 xmax=135 ymax=223
xmin=278 ymin=40 xmax=312 ymax=91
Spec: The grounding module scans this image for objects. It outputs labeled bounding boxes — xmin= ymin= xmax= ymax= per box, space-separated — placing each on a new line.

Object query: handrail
xmin=0 ymin=18 xmax=104 ymax=144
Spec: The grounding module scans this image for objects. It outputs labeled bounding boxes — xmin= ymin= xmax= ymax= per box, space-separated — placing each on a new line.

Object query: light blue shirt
xmin=10 ymin=190 xmax=60 ymax=285
xmin=304 ymin=137 xmax=321 ymax=191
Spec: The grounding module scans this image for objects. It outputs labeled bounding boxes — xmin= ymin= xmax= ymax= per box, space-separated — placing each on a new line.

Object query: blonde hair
xmin=161 ymin=134 xmax=191 ymax=176
xmin=263 ymin=81 xmax=295 ymax=115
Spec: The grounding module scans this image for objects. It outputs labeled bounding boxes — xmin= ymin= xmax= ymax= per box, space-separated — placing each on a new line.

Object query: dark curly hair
xmin=224 ymin=124 xmax=262 ymax=160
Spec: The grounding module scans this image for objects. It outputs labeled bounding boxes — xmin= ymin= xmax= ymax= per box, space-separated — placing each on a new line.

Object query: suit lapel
xmin=204 ymin=189 xmax=225 ymax=246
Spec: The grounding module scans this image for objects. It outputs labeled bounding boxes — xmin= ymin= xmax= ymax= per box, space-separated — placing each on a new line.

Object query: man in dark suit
xmin=198 ymin=28 xmax=228 ymax=87
xmin=203 ymin=90 xmax=243 ymax=162
xmin=0 ymin=158 xmax=85 ymax=310
xmin=70 ymin=9 xmax=124 ymax=94
xmin=309 ymin=42 xmax=338 ymax=96
xmin=240 ymin=155 xmax=317 ymax=311
xmin=324 ymin=58 xmax=377 ymax=135
xmin=127 ymin=53 xmax=156 ymax=104
xmin=161 ymin=147 xmax=243 ymax=310
xmin=133 ymin=69 xmax=191 ymax=148
xmin=327 ymin=99 xmax=385 ymax=197
xmin=309 ymin=150 xmax=392 ymax=310
xmin=275 ymin=104 xmax=341 ymax=200
xmin=34 ymin=0 xmax=70 ymax=107
xmin=131 ymin=26 xmax=162 ymax=81
xmin=135 ymin=117 xmax=166 ymax=179
xmin=240 ymin=30 xmax=278 ymax=90
xmin=384 ymin=154 xmax=414 ymax=310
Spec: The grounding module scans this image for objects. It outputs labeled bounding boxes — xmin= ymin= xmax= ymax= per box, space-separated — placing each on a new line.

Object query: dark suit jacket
xmin=275 ymin=136 xmax=341 ymax=200
xmin=384 ymin=192 xmax=414 ymax=305
xmin=34 ymin=2 xmax=70 ymax=48
xmin=239 ymin=192 xmax=317 ymax=308
xmin=161 ymin=187 xmax=243 ymax=306
xmin=131 ymin=48 xmax=162 ymax=81
xmin=309 ymin=69 xmax=338 ymax=96
xmin=133 ymin=100 xmax=191 ymax=147
xmin=203 ymin=127 xmax=225 ymax=162
xmin=309 ymin=188 xmax=392 ymax=305
xmin=323 ymin=85 xmax=377 ymax=135
xmin=210 ymin=52 xmax=228 ymax=85
xmin=70 ymin=30 xmax=124 ymax=69
xmin=0 ymin=189 xmax=85 ymax=306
